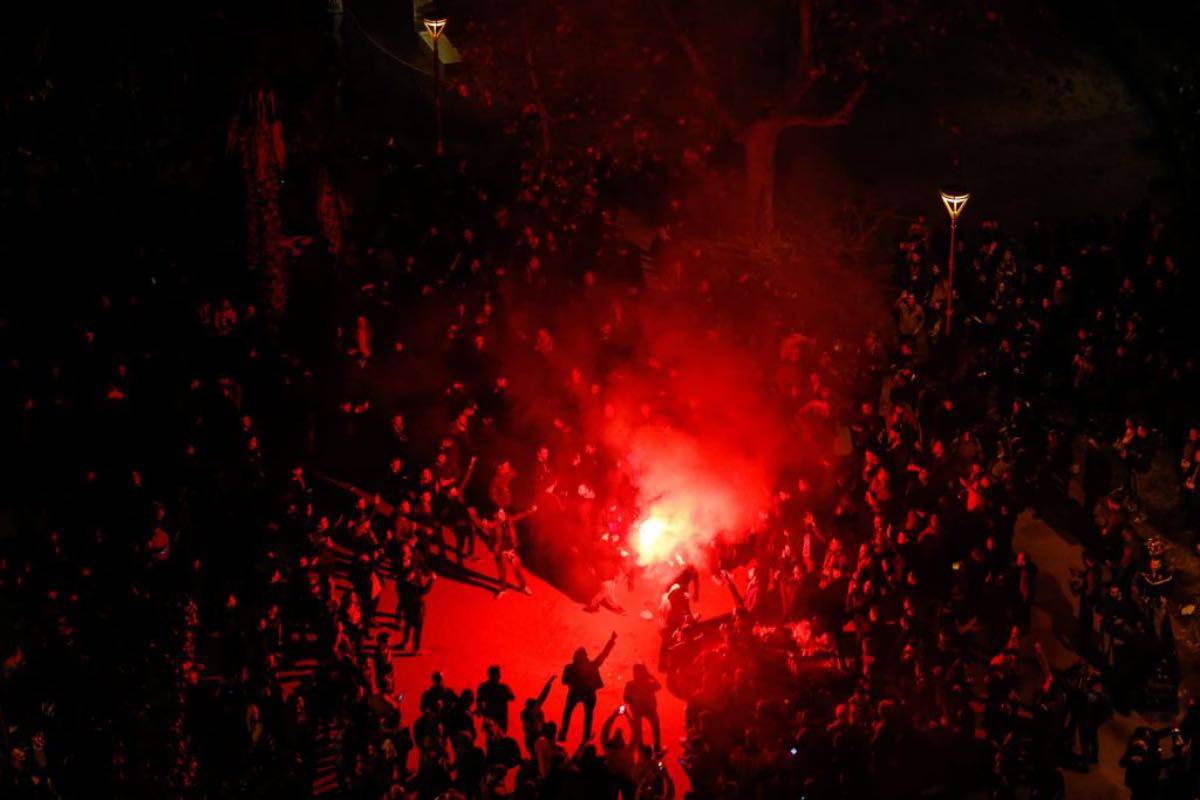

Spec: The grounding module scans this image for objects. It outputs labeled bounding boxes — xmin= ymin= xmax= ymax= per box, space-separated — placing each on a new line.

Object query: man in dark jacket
xmin=623 ymin=663 xmax=663 ymax=753
xmin=477 ymin=665 xmax=516 ymax=732
xmin=559 ymin=631 xmax=617 ymax=744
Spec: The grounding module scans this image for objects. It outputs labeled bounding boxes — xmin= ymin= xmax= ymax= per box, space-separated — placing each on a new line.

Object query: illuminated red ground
xmin=380 ymin=558 xmax=734 ymax=793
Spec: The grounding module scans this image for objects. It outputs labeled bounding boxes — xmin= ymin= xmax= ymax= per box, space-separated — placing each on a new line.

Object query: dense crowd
xmin=653 ymin=207 xmax=1199 ymax=799
xmin=3 ymin=7 xmax=1200 ymax=800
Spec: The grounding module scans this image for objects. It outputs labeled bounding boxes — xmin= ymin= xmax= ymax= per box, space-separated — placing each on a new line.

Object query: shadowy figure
xmin=559 ymin=631 xmax=617 ymax=744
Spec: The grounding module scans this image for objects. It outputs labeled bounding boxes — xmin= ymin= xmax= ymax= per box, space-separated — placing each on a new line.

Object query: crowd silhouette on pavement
xmin=3 ymin=6 xmax=1199 ymax=800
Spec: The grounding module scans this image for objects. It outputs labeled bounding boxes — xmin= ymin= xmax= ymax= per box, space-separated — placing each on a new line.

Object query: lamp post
xmin=939 ymin=185 xmax=970 ymax=336
xmin=423 ymin=16 xmax=447 ymax=157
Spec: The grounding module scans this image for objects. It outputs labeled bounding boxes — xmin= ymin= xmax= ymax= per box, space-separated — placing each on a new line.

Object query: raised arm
xmin=457 ymin=456 xmax=478 ymax=494
xmin=467 ymin=507 xmax=489 ymax=535
xmin=601 ymin=710 xmax=619 ymax=744
xmin=594 ymin=632 xmax=617 ymax=667
xmin=534 ymin=675 xmax=555 ymax=707
xmin=510 ymin=504 xmax=539 ymax=523
xmin=721 ymin=570 xmax=745 ymax=611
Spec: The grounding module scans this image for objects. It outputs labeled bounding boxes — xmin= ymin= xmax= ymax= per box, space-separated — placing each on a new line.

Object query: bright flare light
xmin=633 ymin=509 xmax=694 ymax=566
xmin=622 ymin=430 xmax=771 ymax=567
xmin=637 ymin=515 xmax=669 ymax=556
xmin=612 ymin=401 xmax=775 ymax=568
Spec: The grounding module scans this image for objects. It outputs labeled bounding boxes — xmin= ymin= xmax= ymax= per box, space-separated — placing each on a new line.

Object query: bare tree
xmin=466 ymin=0 xmax=914 ymax=232
xmin=656 ymin=0 xmax=865 ymax=232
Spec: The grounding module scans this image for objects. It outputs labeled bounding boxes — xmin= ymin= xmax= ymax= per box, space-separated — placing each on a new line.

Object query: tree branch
xmin=776 ymin=71 xmax=817 ymax=117
xmin=654 ymin=0 xmax=740 ymax=135
xmin=777 ymin=83 xmax=867 ymax=130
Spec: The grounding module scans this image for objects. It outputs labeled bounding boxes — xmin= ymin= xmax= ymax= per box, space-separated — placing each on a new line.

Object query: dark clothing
xmin=562 ymin=639 xmax=615 ymax=697
xmin=399 ymin=569 xmax=433 ymax=651
xmin=667 ymin=564 xmax=701 ymax=602
xmin=623 ymin=672 xmax=662 ymax=751
xmin=420 ymin=684 xmax=456 ymax=716
xmin=477 ymin=678 xmax=516 ymax=731
xmin=521 ymin=679 xmax=555 ymax=755
xmin=560 ymin=637 xmax=616 ymax=741
xmin=454 ymin=744 xmax=486 ymax=795
xmin=560 ymin=693 xmax=597 ymax=745
xmin=623 ymin=674 xmax=660 ymax=715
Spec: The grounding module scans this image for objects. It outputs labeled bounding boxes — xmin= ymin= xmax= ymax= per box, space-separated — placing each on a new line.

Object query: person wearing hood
xmin=559 ymin=631 xmax=617 ymax=744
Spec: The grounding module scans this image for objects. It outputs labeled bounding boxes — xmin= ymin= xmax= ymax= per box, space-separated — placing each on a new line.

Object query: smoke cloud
xmin=490 ymin=237 xmax=883 ymax=579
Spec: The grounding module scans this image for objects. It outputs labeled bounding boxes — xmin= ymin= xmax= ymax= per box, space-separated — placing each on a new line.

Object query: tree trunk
xmin=744 ymin=119 xmax=783 ymax=232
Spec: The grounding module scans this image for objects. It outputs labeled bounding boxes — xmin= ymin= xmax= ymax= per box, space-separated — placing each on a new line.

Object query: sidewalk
xmin=1016 ymin=451 xmax=1200 ymax=799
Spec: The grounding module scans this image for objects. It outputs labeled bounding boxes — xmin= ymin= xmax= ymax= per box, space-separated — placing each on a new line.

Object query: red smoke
xmin=623 ymin=426 xmax=770 ymax=566
xmin=490 ymin=234 xmax=882 ymax=577
xmin=597 ymin=314 xmax=780 ymax=566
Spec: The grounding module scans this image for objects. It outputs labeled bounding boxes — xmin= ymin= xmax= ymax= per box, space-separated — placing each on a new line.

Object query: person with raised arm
xmin=471 ymin=504 xmax=538 ymax=596
xmin=559 ymin=631 xmax=617 ymax=744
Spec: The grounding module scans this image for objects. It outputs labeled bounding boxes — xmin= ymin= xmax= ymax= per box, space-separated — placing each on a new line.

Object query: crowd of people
xmin=0 ymin=19 xmax=710 ymax=795
xmin=646 ymin=207 xmax=1199 ymax=799
xmin=3 ymin=5 xmax=1200 ymax=800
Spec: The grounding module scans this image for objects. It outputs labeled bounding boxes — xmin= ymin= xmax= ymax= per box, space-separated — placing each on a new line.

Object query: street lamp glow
xmin=940 ymin=186 xmax=970 ymax=221
xmin=423 ymin=17 xmax=447 ymax=40
xmin=423 ymin=16 xmax=449 ymax=156
xmin=939 ymin=184 xmax=970 ymax=336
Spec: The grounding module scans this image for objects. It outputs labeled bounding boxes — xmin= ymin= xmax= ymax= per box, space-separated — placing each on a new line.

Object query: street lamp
xmin=423 ymin=16 xmax=448 ymax=157
xmin=939 ymin=185 xmax=970 ymax=336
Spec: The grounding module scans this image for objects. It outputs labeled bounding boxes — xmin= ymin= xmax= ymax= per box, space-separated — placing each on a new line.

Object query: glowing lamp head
xmin=939 ymin=185 xmax=970 ymax=222
xmin=423 ymin=17 xmax=448 ymax=40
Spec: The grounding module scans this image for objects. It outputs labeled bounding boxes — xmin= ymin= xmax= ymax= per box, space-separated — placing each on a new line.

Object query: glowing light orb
xmin=634 ymin=511 xmax=690 ymax=566
xmin=638 ymin=516 xmax=668 ymax=554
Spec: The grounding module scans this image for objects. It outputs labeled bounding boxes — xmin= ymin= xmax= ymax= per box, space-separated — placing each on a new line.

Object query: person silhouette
xmin=559 ymin=631 xmax=617 ymax=743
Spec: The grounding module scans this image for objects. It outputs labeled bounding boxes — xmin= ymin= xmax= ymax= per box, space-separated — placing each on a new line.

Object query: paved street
xmin=1017 ymin=454 xmax=1199 ymax=799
